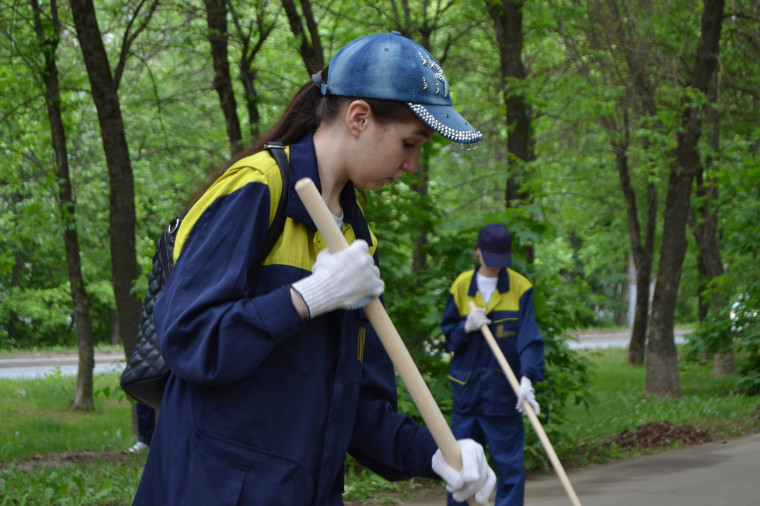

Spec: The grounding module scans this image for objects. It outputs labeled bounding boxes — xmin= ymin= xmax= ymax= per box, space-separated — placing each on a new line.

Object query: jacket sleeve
xmin=153 ymin=181 xmax=304 ymax=386
xmin=347 ymin=310 xmax=439 ymax=481
xmin=516 ymin=287 xmax=545 ymax=383
xmin=441 ymin=292 xmax=470 ymax=353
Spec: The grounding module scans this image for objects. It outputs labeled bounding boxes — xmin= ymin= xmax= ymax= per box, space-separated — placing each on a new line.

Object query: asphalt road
xmin=522 ymin=432 xmax=760 ymax=506
xmin=566 ymin=327 xmax=690 ymax=350
xmin=402 ymin=432 xmax=760 ymax=506
xmin=0 ymin=328 xmax=693 ymax=379
xmin=0 ymin=351 xmax=124 ymax=379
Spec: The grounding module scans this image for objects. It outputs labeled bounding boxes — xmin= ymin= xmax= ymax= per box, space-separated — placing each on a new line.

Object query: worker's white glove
xmin=464 ymin=307 xmax=491 ymax=333
xmin=292 ymin=240 xmax=384 ymax=319
xmin=516 ymin=376 xmax=540 ymax=416
xmin=432 ymin=439 xmax=496 ymax=504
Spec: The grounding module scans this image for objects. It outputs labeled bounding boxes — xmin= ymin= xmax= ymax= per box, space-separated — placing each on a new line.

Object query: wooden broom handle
xmin=469 ymin=302 xmax=581 ymax=506
xmin=296 ymin=178 xmax=485 ymax=506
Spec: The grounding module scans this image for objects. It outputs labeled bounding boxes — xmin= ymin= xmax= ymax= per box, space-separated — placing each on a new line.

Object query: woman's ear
xmin=345 ymin=100 xmax=372 ymax=138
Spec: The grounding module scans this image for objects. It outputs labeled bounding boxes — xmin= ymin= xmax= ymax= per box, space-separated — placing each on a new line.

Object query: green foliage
xmin=343 ymin=456 xmax=434 ymax=504
xmin=1 ymin=287 xmax=75 ymax=348
xmin=2 ymin=0 xmax=756 ymax=364
xmin=685 ymin=132 xmax=760 ymax=393
xmin=523 ymin=254 xmax=595 ymax=468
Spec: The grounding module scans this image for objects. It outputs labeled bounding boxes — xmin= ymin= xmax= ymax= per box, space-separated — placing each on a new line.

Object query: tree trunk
xmin=32 ymin=0 xmax=96 ymax=410
xmin=411 ymin=159 xmax=429 ymax=277
xmin=69 ymin=0 xmax=141 ymax=359
xmin=614 ymin=142 xmax=657 ymax=365
xmin=646 ymin=0 xmax=725 ymax=397
xmin=8 ymin=251 xmax=22 ymax=343
xmin=486 ymin=0 xmax=536 ymax=263
xmin=281 ymin=0 xmax=324 ymax=74
xmin=110 ymin=311 xmax=120 ymax=345
xmin=690 ymin=68 xmax=732 ymax=376
xmin=646 ymin=168 xmax=690 ymax=397
xmin=603 ymin=0 xmax=659 ymax=365
xmin=229 ymin=2 xmax=276 ymax=140
xmin=204 ymin=0 xmax=243 ymax=155
xmin=240 ymin=65 xmax=261 ymax=139
xmin=613 ymin=263 xmax=628 ymax=327
xmin=629 ymin=248 xmax=653 ymax=364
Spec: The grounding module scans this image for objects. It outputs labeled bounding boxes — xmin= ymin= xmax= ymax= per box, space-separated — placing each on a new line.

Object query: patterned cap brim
xmin=407 ymin=103 xmax=483 ymax=145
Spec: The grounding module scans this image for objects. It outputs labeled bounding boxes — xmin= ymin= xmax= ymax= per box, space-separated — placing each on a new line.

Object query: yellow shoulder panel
xmin=173 ymin=149 xmax=286 ymax=264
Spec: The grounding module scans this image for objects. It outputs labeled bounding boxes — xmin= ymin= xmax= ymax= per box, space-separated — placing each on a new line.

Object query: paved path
xmin=523 ymin=432 xmax=760 ymax=506
xmin=0 ymin=352 xmax=124 ymax=379
xmin=400 ymin=432 xmax=760 ymax=505
xmin=0 ymin=328 xmax=693 ymax=379
xmin=566 ymin=328 xmax=690 ymax=350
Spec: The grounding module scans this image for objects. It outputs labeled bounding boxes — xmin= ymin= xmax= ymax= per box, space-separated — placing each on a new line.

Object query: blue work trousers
xmin=448 ymin=412 xmax=525 ymax=506
xmin=136 ymin=401 xmax=156 ymax=445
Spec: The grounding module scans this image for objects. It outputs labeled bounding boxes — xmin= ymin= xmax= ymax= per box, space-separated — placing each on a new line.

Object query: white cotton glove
xmin=432 ymin=439 xmax=496 ymax=504
xmin=516 ymin=376 xmax=540 ymax=416
xmin=464 ymin=307 xmax=491 ymax=333
xmin=291 ymin=240 xmax=384 ymax=319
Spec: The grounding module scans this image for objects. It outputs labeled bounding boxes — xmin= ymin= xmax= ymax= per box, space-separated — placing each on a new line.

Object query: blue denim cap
xmin=477 ymin=223 xmax=512 ymax=268
xmin=322 ymin=32 xmax=482 ymax=146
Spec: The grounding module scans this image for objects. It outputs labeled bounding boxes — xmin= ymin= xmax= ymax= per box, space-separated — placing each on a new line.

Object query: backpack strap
xmin=254 ymin=142 xmax=290 ymax=268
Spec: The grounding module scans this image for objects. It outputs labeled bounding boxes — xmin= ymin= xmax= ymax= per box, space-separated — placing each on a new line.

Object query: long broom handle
xmin=296 ymin=178 xmax=486 ymax=506
xmin=468 ymin=302 xmax=581 ymax=506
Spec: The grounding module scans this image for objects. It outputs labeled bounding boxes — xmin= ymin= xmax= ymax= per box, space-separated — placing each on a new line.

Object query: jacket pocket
xmin=447 ymin=369 xmax=472 ymax=386
xmin=449 ymin=369 xmax=477 ymax=413
xmin=193 ymin=431 xmax=300 ymax=505
xmin=491 ymin=316 xmax=519 ymax=339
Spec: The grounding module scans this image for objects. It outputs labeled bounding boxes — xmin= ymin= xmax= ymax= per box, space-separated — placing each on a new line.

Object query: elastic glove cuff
xmin=291 ymin=269 xmax=334 ymax=319
xmin=517 ymin=376 xmax=540 ymax=415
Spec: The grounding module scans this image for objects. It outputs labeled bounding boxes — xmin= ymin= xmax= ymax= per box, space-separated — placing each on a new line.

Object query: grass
xmin=0 ymin=348 xmax=758 ymax=505
xmin=0 ymin=371 xmax=133 ymax=462
xmin=0 ymin=370 xmax=140 ymax=505
xmin=557 ymin=348 xmax=760 ymax=467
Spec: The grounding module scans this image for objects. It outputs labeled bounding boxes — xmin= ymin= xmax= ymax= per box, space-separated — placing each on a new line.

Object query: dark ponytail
xmin=186 ymin=67 xmax=414 ymax=208
xmin=185 ymin=80 xmax=320 ymax=208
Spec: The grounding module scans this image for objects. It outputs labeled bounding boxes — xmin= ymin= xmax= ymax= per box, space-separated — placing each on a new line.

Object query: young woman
xmin=133 ymin=31 xmax=494 ymax=505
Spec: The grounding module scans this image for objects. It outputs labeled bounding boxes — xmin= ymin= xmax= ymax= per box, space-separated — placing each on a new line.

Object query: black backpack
xmin=120 ymin=143 xmax=290 ymax=409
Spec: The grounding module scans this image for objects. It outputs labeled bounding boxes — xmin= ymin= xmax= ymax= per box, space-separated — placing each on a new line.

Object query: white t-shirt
xmin=476 ymin=272 xmax=498 ymax=305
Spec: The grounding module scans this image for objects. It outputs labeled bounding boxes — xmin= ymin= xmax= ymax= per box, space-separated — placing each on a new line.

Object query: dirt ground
xmin=0 ymin=450 xmax=128 ymax=472
xmin=613 ymin=420 xmax=719 ymax=451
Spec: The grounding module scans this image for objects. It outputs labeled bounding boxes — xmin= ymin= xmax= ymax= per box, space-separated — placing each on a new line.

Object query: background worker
xmin=441 ymin=223 xmax=545 ymax=506
xmin=127 ymin=401 xmax=155 ymax=454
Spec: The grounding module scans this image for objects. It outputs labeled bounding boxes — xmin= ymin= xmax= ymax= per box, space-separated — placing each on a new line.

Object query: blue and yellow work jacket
xmin=133 ymin=134 xmax=437 ymax=506
xmin=441 ymin=267 xmax=545 ymax=417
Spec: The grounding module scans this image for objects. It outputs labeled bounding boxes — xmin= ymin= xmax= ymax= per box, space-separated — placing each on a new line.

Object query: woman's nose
xmin=401 ymin=154 xmax=419 ymax=174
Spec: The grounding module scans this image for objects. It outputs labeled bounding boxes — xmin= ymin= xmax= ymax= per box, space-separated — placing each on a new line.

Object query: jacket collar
xmin=286 ymin=133 xmax=373 ymax=245
xmin=467 ymin=265 xmax=511 ymax=296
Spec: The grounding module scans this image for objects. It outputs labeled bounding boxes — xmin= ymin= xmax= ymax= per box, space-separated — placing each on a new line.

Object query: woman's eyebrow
xmin=414 ymin=128 xmax=435 ymax=139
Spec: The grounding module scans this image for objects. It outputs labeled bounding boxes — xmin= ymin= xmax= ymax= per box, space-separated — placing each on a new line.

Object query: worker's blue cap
xmin=477 ymin=223 xmax=512 ymax=268
xmin=320 ymin=31 xmax=482 ymax=148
